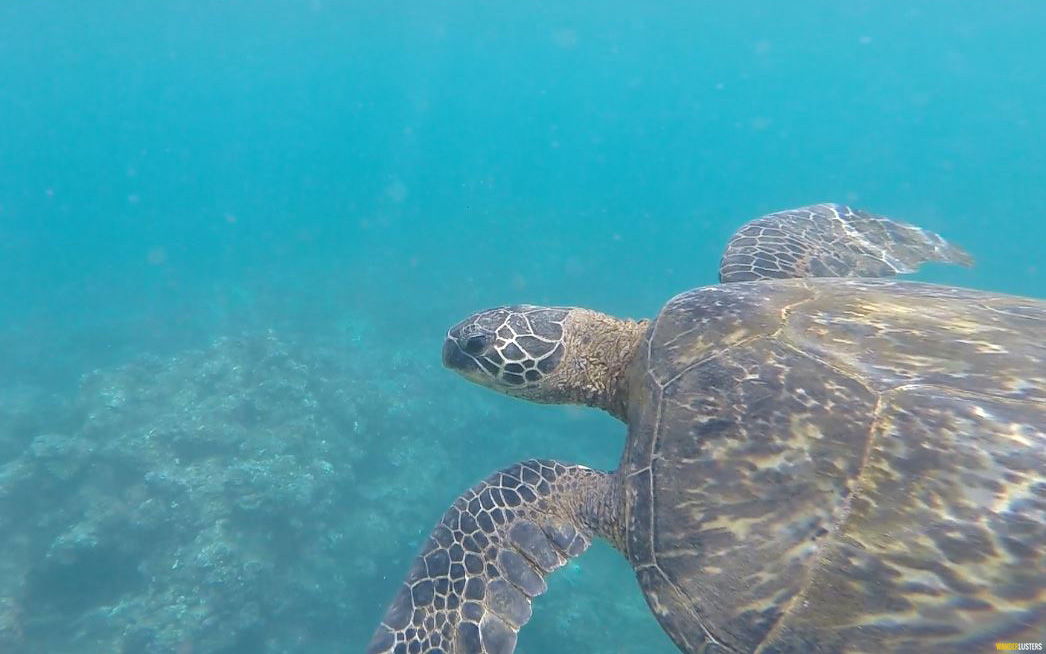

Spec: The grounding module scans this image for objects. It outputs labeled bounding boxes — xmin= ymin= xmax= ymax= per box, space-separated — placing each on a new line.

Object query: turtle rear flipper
xmin=718 ymin=203 xmax=973 ymax=283
xmin=367 ymin=460 xmax=617 ymax=654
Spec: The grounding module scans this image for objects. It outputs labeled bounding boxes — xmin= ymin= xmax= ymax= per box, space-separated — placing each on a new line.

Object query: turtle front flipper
xmin=718 ymin=203 xmax=973 ymax=282
xmin=367 ymin=460 xmax=619 ymax=654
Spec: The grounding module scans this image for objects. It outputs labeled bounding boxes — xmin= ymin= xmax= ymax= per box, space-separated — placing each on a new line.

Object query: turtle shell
xmin=620 ymin=277 xmax=1045 ymax=652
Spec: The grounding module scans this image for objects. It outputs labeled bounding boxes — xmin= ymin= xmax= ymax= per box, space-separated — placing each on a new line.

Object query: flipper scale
xmin=367 ymin=460 xmax=614 ymax=654
xmin=719 ymin=203 xmax=972 ymax=282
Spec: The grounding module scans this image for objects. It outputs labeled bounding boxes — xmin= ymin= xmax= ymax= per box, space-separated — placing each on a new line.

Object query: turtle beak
xmin=442 ymin=335 xmax=491 ymax=385
xmin=442 ymin=337 xmax=468 ymax=370
xmin=442 ymin=322 xmax=495 ymax=379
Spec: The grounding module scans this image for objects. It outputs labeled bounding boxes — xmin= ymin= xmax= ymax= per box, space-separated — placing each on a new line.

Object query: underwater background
xmin=0 ymin=1 xmax=1043 ymax=652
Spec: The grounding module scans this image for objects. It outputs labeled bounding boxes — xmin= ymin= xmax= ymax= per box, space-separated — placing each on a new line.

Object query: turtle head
xmin=442 ymin=305 xmax=648 ymax=419
xmin=443 ymin=305 xmax=569 ymax=397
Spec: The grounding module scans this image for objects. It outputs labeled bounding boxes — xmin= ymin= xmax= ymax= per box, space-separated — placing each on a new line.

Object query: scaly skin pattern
xmin=718 ymin=203 xmax=973 ymax=283
xmin=625 ymin=278 xmax=1045 ymax=653
xmin=366 ymin=460 xmax=617 ymax=654
xmin=444 ymin=305 xmax=647 ymax=420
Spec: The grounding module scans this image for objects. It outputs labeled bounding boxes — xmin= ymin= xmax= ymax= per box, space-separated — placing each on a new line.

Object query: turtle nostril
xmin=460 ymin=333 xmax=491 ymax=356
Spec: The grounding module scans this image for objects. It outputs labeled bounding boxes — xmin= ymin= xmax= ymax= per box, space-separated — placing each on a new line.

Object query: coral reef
xmin=1 ymin=332 xmax=428 ymax=652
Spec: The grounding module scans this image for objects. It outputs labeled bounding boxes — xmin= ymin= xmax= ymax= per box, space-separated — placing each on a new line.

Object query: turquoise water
xmin=0 ymin=2 xmax=1043 ymax=652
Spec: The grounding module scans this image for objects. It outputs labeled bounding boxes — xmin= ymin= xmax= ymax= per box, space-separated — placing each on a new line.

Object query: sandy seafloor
xmin=0 ymin=2 xmax=1044 ymax=652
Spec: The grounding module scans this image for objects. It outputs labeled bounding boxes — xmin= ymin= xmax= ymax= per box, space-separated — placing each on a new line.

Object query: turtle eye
xmin=460 ymin=333 xmax=491 ymax=356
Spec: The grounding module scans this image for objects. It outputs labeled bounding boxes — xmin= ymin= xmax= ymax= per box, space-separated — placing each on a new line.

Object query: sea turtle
xmin=368 ymin=203 xmax=1045 ymax=653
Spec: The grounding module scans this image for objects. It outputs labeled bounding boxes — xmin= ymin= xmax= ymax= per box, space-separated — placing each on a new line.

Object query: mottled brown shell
xmin=621 ymin=278 xmax=1045 ymax=653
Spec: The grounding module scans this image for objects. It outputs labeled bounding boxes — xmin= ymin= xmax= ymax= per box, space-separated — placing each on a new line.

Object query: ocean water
xmin=0 ymin=1 xmax=1043 ymax=652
